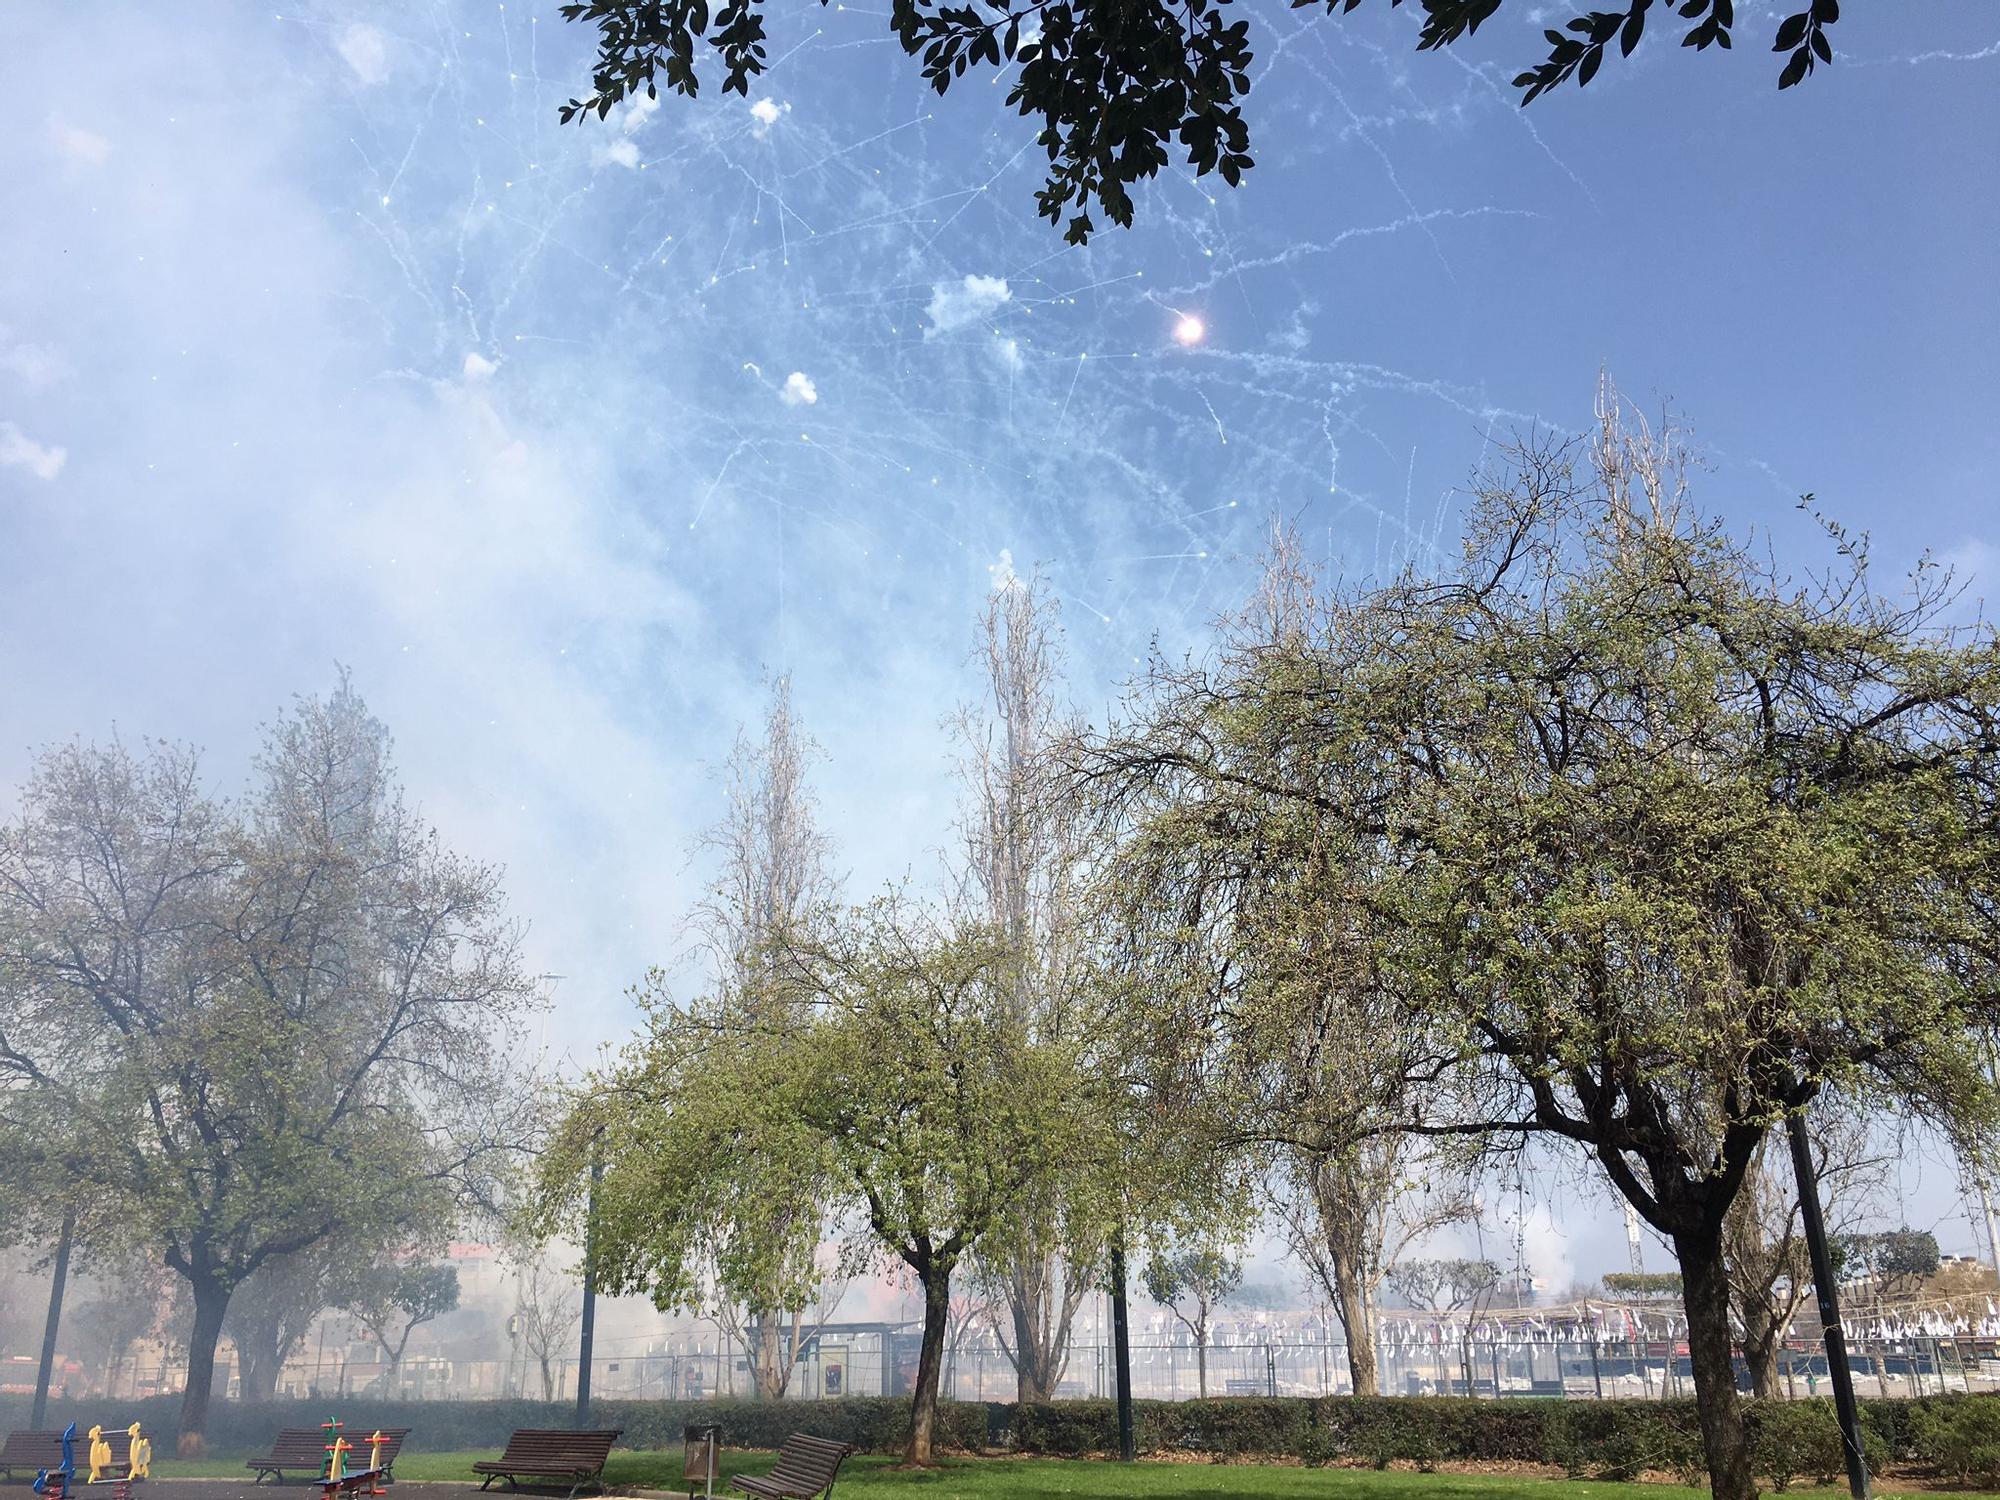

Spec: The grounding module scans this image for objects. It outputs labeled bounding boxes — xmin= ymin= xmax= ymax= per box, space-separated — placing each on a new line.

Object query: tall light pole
xmin=31 ymin=1209 xmax=76 ymax=1427
xmin=1109 ymin=1228 xmax=1135 ymax=1462
xmin=575 ymin=1145 xmax=604 ymax=1426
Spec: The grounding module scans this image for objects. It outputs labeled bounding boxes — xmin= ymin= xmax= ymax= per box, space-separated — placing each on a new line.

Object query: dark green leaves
xmin=559 ymin=0 xmax=1849 ymax=241
xmin=1773 ymin=0 xmax=1838 ymax=89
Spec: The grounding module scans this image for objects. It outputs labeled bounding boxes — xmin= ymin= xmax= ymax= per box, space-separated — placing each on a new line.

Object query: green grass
xmin=143 ymin=1450 xmax=1996 ymax=1500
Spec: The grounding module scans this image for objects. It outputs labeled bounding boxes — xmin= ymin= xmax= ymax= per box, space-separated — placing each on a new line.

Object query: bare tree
xmin=1723 ymin=1112 xmax=1881 ymax=1398
xmin=951 ymin=573 xmax=1102 ymax=1402
xmin=690 ymin=678 xmax=843 ymax=1400
xmin=512 ymin=1254 xmax=581 ymax=1403
xmin=1281 ymin=1143 xmax=1474 ymax=1395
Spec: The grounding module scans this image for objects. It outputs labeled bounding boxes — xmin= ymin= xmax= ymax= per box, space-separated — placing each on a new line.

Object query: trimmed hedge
xmin=1011 ymin=1393 xmax=2000 ymax=1481
xmin=0 ymin=1395 xmax=989 ymax=1458
xmin=2 ymin=1389 xmax=1994 ymax=1481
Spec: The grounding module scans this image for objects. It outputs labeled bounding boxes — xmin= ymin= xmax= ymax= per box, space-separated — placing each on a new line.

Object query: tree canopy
xmin=0 ymin=675 xmax=539 ymax=1444
xmin=562 ymin=0 xmax=1853 ymax=242
xmin=1081 ymin=388 xmax=2000 ymax=1500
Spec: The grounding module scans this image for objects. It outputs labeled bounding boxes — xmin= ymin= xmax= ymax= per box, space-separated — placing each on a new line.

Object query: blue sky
xmin=2 ymin=1 xmax=1996 ymax=1285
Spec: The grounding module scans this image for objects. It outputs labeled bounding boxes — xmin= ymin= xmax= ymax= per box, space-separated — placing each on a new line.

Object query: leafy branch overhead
xmin=559 ymin=0 xmax=1848 ymax=242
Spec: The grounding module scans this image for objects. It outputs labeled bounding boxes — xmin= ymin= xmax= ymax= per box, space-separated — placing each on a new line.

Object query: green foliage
xmin=1086 ymin=402 xmax=2000 ymax=1499
xmin=1601 ymin=1272 xmax=1683 ymax=1299
xmin=0 ymin=675 xmax=538 ymax=1435
xmin=1746 ymin=1398 xmax=1883 ymax=1491
xmin=1838 ymin=1229 xmax=1943 ymax=1298
xmin=560 ymin=0 xmax=1867 ymax=243
xmin=1908 ymin=1397 xmax=2000 ymax=1487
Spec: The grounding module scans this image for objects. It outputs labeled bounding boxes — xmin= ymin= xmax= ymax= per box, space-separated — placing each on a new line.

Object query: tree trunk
xmin=1007 ymin=1263 xmax=1058 ymax=1402
xmin=1676 ymin=1223 xmax=1756 ymax=1500
xmin=1196 ymin=1333 xmax=1208 ymax=1399
xmin=1738 ymin=1299 xmax=1781 ymax=1401
xmin=905 ymin=1265 xmax=953 ymax=1466
xmin=750 ymin=1316 xmax=791 ymax=1400
xmin=238 ymin=1342 xmax=281 ymax=1402
xmin=1326 ymin=1242 xmax=1380 ymax=1396
xmin=177 ymin=1276 xmax=231 ymax=1456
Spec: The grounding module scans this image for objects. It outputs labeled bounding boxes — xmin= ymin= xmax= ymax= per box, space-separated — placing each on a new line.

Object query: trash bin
xmin=682 ymin=1424 xmax=721 ymax=1500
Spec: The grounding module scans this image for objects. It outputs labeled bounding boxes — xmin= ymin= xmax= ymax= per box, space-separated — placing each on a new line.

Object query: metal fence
xmin=229 ymin=1334 xmax=2000 ymax=1406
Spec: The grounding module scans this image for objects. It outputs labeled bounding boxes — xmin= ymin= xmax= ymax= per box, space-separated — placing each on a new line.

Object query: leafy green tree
xmin=0 ymin=676 xmax=539 ymax=1447
xmin=224 ymin=1242 xmax=356 ymax=1402
xmin=1837 ymin=1227 xmax=1943 ymax=1306
xmin=1141 ymin=1243 xmax=1241 ymax=1398
xmin=1082 ymin=388 xmax=2000 ymax=1500
xmin=562 ymin=0 xmax=1864 ymax=243
xmin=348 ymin=1262 xmax=461 ymax=1391
xmin=536 ymin=897 xmax=1129 ymax=1464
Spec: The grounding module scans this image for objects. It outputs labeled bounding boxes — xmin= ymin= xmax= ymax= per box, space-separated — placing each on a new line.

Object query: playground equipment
xmin=125 ymin=1426 xmax=151 ymax=1482
xmin=32 ymin=1424 xmax=76 ymax=1500
xmin=315 ymin=1418 xmax=389 ymax=1500
xmin=86 ymin=1428 xmax=110 ymax=1485
xmin=324 ymin=1419 xmax=352 ymax=1483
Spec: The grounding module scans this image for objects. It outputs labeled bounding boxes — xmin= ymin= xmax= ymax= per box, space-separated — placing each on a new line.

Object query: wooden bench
xmin=247 ymin=1429 xmax=410 ymax=1485
xmin=249 ymin=1430 xmax=336 ymax=1484
xmin=0 ymin=1433 xmax=67 ymax=1484
xmin=730 ymin=1434 xmax=855 ymax=1500
xmin=472 ymin=1429 xmax=622 ymax=1499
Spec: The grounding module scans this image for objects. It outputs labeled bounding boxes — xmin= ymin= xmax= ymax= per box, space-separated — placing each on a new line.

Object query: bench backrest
xmin=0 ymin=1432 xmax=67 ymax=1467
xmin=497 ymin=1430 xmax=622 ymax=1468
xmin=766 ymin=1434 xmax=854 ymax=1493
xmin=355 ymin=1429 xmax=410 ymax=1463
xmin=262 ymin=1429 xmax=336 ymax=1464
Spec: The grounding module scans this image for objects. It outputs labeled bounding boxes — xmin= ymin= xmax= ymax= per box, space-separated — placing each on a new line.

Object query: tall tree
xmin=0 ymin=676 xmax=540 ymax=1447
xmin=952 ymin=576 xmax=1104 ymax=1403
xmin=562 ymin=0 xmax=1871 ymax=243
xmin=1083 ymin=389 xmax=2000 ymax=1500
xmin=689 ymin=677 xmax=843 ymax=1400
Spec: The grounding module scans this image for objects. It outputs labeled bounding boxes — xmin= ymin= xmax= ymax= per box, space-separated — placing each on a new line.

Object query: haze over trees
xmin=0 ymin=675 xmax=541 ymax=1447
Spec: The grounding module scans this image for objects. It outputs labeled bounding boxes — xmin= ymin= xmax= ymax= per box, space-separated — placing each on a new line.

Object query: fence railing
xmin=66 ymin=1334 xmax=1994 ymax=1406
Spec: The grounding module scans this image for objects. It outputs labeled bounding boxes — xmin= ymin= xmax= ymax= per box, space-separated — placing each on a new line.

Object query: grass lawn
xmin=145 ymin=1450 xmax=1998 ymax=1500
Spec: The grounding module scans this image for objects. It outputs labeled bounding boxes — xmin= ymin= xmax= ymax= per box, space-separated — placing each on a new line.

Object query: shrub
xmin=1747 ymin=1398 xmax=1888 ymax=1491
xmin=1909 ymin=1397 xmax=2000 ymax=1487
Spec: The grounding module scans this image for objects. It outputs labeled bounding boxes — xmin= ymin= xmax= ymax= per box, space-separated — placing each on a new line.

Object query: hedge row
xmin=1011 ymin=1393 xmax=2000 ymax=1483
xmin=0 ymin=1395 xmax=990 ymax=1458
xmin=4 ymin=1390 xmax=1997 ymax=1482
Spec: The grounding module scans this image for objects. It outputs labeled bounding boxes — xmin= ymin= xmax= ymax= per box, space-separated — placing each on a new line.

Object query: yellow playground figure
xmin=125 ymin=1426 xmax=151 ymax=1481
xmin=85 ymin=1429 xmax=110 ymax=1486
